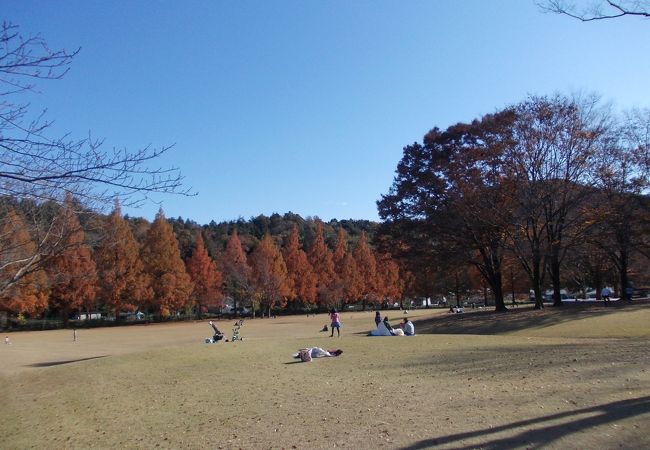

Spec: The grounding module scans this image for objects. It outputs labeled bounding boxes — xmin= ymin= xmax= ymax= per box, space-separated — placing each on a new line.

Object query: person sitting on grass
xmin=383 ymin=316 xmax=396 ymax=336
xmin=209 ymin=320 xmax=224 ymax=342
xmin=402 ymin=317 xmax=415 ymax=336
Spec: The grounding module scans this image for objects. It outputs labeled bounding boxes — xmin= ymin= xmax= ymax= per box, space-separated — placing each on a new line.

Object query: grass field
xmin=1 ymin=303 xmax=649 ymax=449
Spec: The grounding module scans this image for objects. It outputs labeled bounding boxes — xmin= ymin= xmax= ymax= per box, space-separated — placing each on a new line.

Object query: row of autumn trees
xmin=378 ymin=94 xmax=650 ymax=311
xmin=0 ymin=198 xmax=404 ymax=324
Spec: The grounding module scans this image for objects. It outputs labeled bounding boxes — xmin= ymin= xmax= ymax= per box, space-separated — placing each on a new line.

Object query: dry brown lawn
xmin=1 ymin=303 xmax=649 ymax=449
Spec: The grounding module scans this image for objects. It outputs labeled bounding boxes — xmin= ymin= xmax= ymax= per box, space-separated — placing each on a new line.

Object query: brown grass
xmin=1 ymin=304 xmax=649 ymax=449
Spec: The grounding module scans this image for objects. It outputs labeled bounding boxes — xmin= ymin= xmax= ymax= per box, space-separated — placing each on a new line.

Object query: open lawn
xmin=1 ymin=304 xmax=649 ymax=449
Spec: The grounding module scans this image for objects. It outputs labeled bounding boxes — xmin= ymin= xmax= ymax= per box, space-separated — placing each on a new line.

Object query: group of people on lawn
xmin=328 ymin=308 xmax=415 ymax=337
xmin=327 ymin=308 xmax=415 ymax=337
xmin=370 ymin=310 xmax=415 ymax=336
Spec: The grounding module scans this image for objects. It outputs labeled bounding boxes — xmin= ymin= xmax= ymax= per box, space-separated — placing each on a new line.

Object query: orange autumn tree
xmin=282 ymin=224 xmax=317 ymax=310
xmin=332 ymin=228 xmax=348 ymax=268
xmin=249 ymin=233 xmax=290 ymax=317
xmin=308 ymin=220 xmax=337 ymax=310
xmin=46 ymin=196 xmax=97 ymax=326
xmin=221 ymin=230 xmax=252 ymax=315
xmin=375 ymin=252 xmax=402 ymax=307
xmin=0 ymin=208 xmax=48 ymax=316
xmin=95 ymin=201 xmax=152 ymax=322
xmin=354 ymin=231 xmax=378 ymax=310
xmin=341 ymin=250 xmax=363 ymax=307
xmin=331 ymin=227 xmax=362 ymax=308
xmin=142 ymin=209 xmax=193 ymax=318
xmin=186 ymin=232 xmax=223 ymax=318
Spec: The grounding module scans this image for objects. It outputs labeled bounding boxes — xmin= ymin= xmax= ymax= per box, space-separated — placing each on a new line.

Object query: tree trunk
xmin=618 ymin=248 xmax=629 ymax=301
xmin=510 ymin=270 xmax=516 ymax=307
xmin=550 ymin=249 xmax=563 ymax=307
xmin=492 ymin=274 xmax=507 ymax=312
xmin=532 ymin=255 xmax=544 ymax=309
xmin=62 ymin=306 xmax=70 ymax=328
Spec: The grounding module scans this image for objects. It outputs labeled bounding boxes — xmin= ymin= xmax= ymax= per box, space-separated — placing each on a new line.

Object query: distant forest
xmin=160 ymin=212 xmax=379 ymax=261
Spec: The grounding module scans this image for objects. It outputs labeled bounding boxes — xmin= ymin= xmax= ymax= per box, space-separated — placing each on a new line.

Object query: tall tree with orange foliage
xmin=354 ymin=232 xmax=378 ymax=310
xmin=0 ymin=208 xmax=49 ymax=316
xmin=282 ymin=224 xmax=317 ymax=309
xmin=141 ymin=209 xmax=193 ymax=318
xmin=331 ymin=227 xmax=363 ymax=307
xmin=308 ymin=221 xmax=336 ymax=309
xmin=95 ymin=201 xmax=152 ymax=322
xmin=46 ymin=196 xmax=97 ymax=326
xmin=340 ymin=251 xmax=362 ymax=305
xmin=221 ymin=230 xmax=252 ymax=315
xmin=375 ymin=252 xmax=402 ymax=307
xmin=186 ymin=232 xmax=223 ymax=318
xmin=332 ymin=228 xmax=348 ymax=269
xmin=250 ymin=234 xmax=290 ymax=317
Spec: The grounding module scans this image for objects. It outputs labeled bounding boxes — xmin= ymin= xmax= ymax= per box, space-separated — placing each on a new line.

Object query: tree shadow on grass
xmin=414 ymin=302 xmax=649 ymax=336
xmin=28 ymin=355 xmax=109 ymax=368
xmin=400 ymin=396 xmax=650 ymax=450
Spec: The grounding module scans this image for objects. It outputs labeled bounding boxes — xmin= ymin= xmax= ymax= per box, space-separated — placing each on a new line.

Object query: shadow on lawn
xmin=414 ymin=302 xmax=648 ymax=336
xmin=28 ymin=355 xmax=109 ymax=368
xmin=401 ymin=395 xmax=650 ymax=450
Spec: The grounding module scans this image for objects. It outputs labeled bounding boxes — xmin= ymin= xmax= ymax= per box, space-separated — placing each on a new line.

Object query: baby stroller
xmin=231 ymin=324 xmax=243 ymax=342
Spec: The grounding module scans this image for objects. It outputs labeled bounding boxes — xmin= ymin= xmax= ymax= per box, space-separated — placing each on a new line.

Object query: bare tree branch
xmin=539 ymin=0 xmax=650 ymax=21
xmin=0 ymin=21 xmax=194 ymax=304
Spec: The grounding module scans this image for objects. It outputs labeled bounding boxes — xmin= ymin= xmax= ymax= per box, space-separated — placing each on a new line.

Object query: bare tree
xmin=1 ymin=22 xmax=191 ymax=207
xmin=539 ymin=1 xmax=650 ymax=21
xmin=590 ymin=108 xmax=650 ymax=296
xmin=0 ymin=22 xmax=192 ymax=305
xmin=504 ymin=94 xmax=610 ymax=308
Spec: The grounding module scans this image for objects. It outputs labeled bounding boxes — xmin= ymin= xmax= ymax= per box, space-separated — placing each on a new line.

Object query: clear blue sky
xmin=5 ymin=1 xmax=650 ymax=224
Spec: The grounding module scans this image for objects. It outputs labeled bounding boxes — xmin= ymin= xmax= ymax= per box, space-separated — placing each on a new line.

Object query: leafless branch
xmin=539 ymin=0 xmax=650 ymax=21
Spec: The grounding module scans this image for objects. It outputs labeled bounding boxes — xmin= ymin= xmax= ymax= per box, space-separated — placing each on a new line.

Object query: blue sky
xmin=5 ymin=1 xmax=650 ymax=224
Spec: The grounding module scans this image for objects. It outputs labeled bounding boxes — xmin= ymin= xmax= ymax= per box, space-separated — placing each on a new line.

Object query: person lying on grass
xmin=293 ymin=347 xmax=343 ymax=361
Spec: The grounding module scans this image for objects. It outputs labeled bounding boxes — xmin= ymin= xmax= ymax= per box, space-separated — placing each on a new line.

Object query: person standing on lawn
xmin=329 ymin=309 xmax=341 ymax=337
